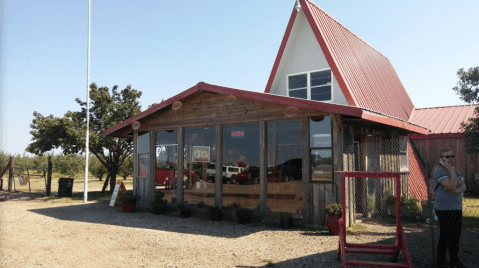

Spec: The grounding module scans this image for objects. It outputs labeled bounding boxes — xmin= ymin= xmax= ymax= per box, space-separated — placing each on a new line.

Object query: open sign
xmin=193 ymin=146 xmax=210 ymax=162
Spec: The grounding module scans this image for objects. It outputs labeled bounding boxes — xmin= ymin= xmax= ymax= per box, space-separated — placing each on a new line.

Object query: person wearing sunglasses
xmin=433 ymin=148 xmax=467 ymax=268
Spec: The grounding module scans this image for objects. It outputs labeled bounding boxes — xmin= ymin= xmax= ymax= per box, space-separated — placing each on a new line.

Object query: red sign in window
xmin=231 ymin=131 xmax=244 ymax=137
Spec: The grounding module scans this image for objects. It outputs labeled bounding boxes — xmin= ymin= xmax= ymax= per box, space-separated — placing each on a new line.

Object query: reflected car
xmin=235 ymin=166 xmax=260 ymax=184
xmin=275 ymin=158 xmax=302 ymax=181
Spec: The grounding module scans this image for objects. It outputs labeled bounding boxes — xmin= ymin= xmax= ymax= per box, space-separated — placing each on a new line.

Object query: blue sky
xmin=1 ymin=0 xmax=479 ymax=155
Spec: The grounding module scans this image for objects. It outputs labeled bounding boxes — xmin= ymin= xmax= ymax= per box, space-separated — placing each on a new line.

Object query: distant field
xmin=1 ymin=171 xmax=132 ymax=194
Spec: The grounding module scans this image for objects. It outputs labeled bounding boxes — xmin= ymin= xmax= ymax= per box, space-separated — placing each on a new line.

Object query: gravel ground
xmin=1 ymin=192 xmax=478 ymax=268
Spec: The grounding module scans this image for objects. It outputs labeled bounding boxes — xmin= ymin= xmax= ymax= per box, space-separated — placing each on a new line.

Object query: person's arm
xmin=439 ymin=164 xmax=457 ymax=191
xmin=453 ymin=182 xmax=466 ymax=194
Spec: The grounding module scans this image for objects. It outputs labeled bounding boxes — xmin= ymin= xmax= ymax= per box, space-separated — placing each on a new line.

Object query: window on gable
xmin=287 ymin=69 xmax=332 ymax=102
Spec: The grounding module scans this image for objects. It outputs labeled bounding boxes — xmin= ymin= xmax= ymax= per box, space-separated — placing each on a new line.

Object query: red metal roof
xmin=105 ymin=82 xmax=427 ymax=137
xmin=265 ymin=0 xmax=415 ymax=121
xmin=409 ymin=104 xmax=478 ymax=134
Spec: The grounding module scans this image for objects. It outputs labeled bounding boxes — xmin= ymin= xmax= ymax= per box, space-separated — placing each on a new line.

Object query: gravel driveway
xmin=1 ymin=192 xmax=478 ymax=268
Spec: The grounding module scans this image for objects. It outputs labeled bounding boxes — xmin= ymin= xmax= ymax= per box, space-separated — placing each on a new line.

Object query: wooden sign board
xmin=109 ymin=184 xmax=120 ymax=207
xmin=192 ymin=146 xmax=210 ymax=162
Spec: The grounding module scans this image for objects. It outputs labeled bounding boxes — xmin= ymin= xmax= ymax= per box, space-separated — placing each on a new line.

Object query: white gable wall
xmin=269 ymin=10 xmax=348 ymax=106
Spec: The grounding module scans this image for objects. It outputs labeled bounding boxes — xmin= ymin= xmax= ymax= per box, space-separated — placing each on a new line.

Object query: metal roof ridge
xmin=303 ymin=0 xmax=389 ymax=60
xmin=361 ymin=107 xmax=428 ymax=130
xmin=413 ymin=104 xmax=479 ymax=110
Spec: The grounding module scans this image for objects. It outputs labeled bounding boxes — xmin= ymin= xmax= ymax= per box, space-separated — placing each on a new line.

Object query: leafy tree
xmin=453 ymin=67 xmax=479 ymax=153
xmin=54 ymin=154 xmax=84 ymax=178
xmin=0 ymin=151 xmax=9 ymax=168
xmin=452 ymin=67 xmax=479 ymax=103
xmin=89 ymin=155 xmax=108 ymax=181
xmin=118 ymin=154 xmax=133 ymax=180
xmin=27 ymin=83 xmax=142 ymax=192
xmin=32 ymin=154 xmax=49 ymax=171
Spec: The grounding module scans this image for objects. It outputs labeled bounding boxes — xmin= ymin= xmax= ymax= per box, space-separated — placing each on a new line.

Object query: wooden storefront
xmin=105 ymin=83 xmax=427 ymax=226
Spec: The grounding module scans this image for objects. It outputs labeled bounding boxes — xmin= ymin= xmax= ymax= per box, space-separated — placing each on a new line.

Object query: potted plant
xmin=279 ymin=212 xmax=294 ymax=229
xmin=325 ymin=203 xmax=342 ymax=235
xmin=176 ymin=203 xmax=191 ymax=218
xmin=236 ymin=208 xmax=254 ymax=224
xmin=118 ymin=192 xmax=140 ymax=213
xmin=151 ymin=191 xmax=168 ymax=215
xmin=383 ymin=192 xmax=406 ymax=217
xmin=208 ymin=206 xmax=223 ymax=221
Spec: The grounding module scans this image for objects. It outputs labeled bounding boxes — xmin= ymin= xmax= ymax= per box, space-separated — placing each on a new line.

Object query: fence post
xmin=8 ymin=157 xmax=14 ymax=192
xmin=46 ymin=156 xmax=53 ymax=196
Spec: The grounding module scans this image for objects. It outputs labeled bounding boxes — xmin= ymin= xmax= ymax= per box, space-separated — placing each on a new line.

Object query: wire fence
xmin=343 ymin=138 xmax=479 ymax=267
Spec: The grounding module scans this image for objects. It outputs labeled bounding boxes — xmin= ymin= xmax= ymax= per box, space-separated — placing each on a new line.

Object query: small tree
xmin=54 ymin=154 xmax=84 ymax=178
xmin=27 ymin=83 xmax=142 ymax=192
xmin=89 ymin=156 xmax=108 ymax=181
xmin=118 ymin=155 xmax=133 ymax=180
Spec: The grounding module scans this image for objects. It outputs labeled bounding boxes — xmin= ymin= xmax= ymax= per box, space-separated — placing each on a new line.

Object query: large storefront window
xmin=155 ymin=130 xmax=178 ymax=201
xmin=137 ymin=132 xmax=150 ymax=177
xmin=267 ymin=120 xmax=302 ymax=214
xmin=222 ymin=123 xmax=259 ymax=209
xmin=184 ymin=127 xmax=216 ymax=206
xmin=310 ymin=116 xmax=332 ymax=181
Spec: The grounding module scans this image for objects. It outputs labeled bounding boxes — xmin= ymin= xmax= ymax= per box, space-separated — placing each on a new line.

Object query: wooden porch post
xmin=148 ymin=129 xmax=157 ymax=209
xmin=133 ymin=131 xmax=138 ymax=196
xmin=177 ymin=127 xmax=184 ymax=204
xmin=259 ymin=121 xmax=267 ymax=220
xmin=302 ymin=118 xmax=312 ymax=223
xmin=215 ymin=125 xmax=223 ymax=207
xmin=8 ymin=157 xmax=14 ymax=192
xmin=46 ymin=156 xmax=52 ymax=196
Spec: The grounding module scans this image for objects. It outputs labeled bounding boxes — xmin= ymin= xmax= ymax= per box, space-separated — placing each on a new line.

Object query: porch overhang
xmin=105 ymin=82 xmax=428 ymax=138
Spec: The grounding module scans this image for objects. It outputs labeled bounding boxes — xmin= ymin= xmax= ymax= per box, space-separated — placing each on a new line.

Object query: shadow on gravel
xmin=27 ymin=201 xmax=266 ymax=238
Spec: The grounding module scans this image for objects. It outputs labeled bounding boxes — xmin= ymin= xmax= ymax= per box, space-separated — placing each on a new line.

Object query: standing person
xmin=433 ymin=148 xmax=467 ymax=268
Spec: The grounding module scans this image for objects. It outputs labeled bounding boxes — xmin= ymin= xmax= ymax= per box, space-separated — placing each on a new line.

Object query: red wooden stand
xmin=334 ymin=172 xmax=412 ymax=268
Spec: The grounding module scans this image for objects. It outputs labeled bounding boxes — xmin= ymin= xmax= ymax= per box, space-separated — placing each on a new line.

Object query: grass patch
xmin=262 ymin=259 xmax=274 ymax=267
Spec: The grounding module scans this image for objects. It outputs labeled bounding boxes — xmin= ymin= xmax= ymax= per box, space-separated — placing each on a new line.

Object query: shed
xmin=408 ymin=104 xmax=479 ymax=199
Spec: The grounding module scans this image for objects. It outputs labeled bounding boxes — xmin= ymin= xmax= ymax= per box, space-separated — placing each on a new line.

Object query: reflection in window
xmin=267 ymin=120 xmax=303 ymax=214
xmin=310 ymin=116 xmax=333 ymax=181
xmin=137 ymin=132 xmax=150 ymax=154
xmin=137 ymin=132 xmax=150 ymax=178
xmin=222 ymin=123 xmax=259 ymax=209
xmin=155 ymin=130 xmax=178 ymax=201
xmin=183 ymin=127 xmax=216 ymax=206
xmin=138 ymin=154 xmax=149 ymax=177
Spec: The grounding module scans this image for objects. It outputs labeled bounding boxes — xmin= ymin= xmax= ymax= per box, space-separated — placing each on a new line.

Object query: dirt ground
xmin=1 ymin=191 xmax=478 ymax=268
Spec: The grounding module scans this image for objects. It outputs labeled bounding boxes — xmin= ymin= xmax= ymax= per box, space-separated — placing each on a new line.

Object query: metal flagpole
xmin=84 ymin=0 xmax=91 ymax=203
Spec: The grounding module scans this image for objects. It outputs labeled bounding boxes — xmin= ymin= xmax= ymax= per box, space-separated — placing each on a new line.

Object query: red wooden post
xmin=396 ymin=174 xmax=401 ymax=246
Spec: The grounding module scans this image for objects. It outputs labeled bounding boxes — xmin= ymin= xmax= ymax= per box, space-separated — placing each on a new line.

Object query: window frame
xmin=286 ymin=68 xmax=334 ymax=103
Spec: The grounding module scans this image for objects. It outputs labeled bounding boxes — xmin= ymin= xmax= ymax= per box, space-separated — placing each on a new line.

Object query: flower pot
xmin=280 ymin=217 xmax=294 ymax=229
xmin=327 ymin=215 xmax=342 ymax=235
xmin=210 ymin=210 xmax=223 ymax=221
xmin=153 ymin=204 xmax=167 ymax=215
xmin=122 ymin=202 xmax=136 ymax=213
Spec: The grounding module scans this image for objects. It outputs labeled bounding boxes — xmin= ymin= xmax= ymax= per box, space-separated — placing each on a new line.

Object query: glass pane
xmin=310 ymin=116 xmax=332 ymax=148
xmin=137 ymin=132 xmax=150 ymax=154
xmin=288 ymin=74 xmax=307 ymax=89
xmin=267 ymin=120 xmax=302 ymax=214
xmin=311 ymin=86 xmax=331 ymax=101
xmin=311 ymin=149 xmax=332 ymax=181
xmin=138 ymin=154 xmax=149 ymax=177
xmin=155 ymin=130 xmax=178 ymax=201
xmin=310 ymin=70 xmax=331 ymax=87
xmin=223 ymin=123 xmax=259 ymax=209
xmin=183 ymin=127 xmax=216 ymax=206
xmin=289 ymin=88 xmax=307 ymax=99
